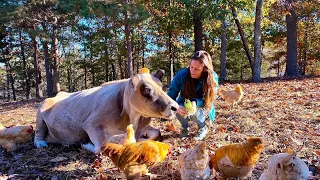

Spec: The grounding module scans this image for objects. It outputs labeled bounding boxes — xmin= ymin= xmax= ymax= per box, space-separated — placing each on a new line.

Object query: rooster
xmin=106 ymin=124 xmax=136 ymax=145
xmin=220 ymin=84 xmax=244 ymax=107
xmin=209 ymin=137 xmax=264 ymax=179
xmin=178 ymin=142 xmax=210 ymax=180
xmin=102 ymin=140 xmax=171 ymax=179
xmin=0 ymin=123 xmax=34 ymax=152
xmin=259 ymin=152 xmax=309 ymax=180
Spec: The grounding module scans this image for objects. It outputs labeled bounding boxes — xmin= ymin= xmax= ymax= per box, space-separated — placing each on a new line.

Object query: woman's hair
xmin=183 ymin=50 xmax=216 ymax=110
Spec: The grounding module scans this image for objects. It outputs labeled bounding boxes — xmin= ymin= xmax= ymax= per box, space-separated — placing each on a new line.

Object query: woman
xmin=168 ymin=50 xmax=219 ymax=140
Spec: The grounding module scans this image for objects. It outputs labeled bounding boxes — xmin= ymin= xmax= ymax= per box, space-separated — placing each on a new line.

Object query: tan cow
xmin=34 ymin=69 xmax=179 ymax=154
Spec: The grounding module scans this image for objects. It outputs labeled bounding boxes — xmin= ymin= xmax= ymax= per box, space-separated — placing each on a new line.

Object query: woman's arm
xmin=167 ymin=71 xmax=183 ymax=100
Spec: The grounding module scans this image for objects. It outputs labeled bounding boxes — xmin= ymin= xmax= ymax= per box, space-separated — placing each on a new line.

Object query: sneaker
xmin=179 ymin=128 xmax=189 ymax=139
xmin=194 ymin=126 xmax=208 ymax=141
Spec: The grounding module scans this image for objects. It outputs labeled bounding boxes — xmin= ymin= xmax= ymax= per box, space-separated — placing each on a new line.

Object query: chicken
xmin=106 ymin=124 xmax=136 ymax=145
xmin=178 ymin=142 xmax=210 ymax=180
xmin=220 ymin=84 xmax=244 ymax=107
xmin=102 ymin=140 xmax=171 ymax=179
xmin=0 ymin=123 xmax=34 ymax=152
xmin=209 ymin=137 xmax=264 ymax=179
xmin=259 ymin=152 xmax=309 ymax=180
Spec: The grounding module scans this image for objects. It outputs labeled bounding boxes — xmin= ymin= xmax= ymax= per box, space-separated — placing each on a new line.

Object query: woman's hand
xmin=177 ymin=106 xmax=187 ymax=117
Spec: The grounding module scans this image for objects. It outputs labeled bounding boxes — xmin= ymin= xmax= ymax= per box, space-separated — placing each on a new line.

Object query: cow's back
xmin=38 ymin=80 xmax=128 ymax=144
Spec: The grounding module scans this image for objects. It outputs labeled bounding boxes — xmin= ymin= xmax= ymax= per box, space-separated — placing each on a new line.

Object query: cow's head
xmin=126 ymin=68 xmax=179 ymax=119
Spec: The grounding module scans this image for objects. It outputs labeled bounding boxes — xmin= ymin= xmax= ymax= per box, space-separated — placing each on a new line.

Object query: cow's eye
xmin=140 ymin=84 xmax=154 ymax=98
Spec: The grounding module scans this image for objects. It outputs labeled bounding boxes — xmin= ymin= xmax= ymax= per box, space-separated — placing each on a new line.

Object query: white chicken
xmin=178 ymin=142 xmax=210 ymax=180
xmin=259 ymin=152 xmax=309 ymax=180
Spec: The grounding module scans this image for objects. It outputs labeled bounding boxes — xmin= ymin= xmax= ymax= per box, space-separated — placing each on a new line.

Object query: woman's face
xmin=189 ymin=59 xmax=204 ymax=79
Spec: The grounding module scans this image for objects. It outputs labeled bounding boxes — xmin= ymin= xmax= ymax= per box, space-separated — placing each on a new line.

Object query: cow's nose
xmin=170 ymin=106 xmax=177 ymax=111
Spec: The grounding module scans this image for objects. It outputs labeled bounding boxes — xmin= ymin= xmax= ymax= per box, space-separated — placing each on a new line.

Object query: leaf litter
xmin=0 ymin=77 xmax=319 ymax=179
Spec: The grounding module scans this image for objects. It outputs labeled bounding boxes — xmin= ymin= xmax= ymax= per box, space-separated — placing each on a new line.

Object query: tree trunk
xmin=136 ymin=29 xmax=140 ymax=74
xmin=91 ymin=66 xmax=95 ymax=87
xmin=220 ymin=20 xmax=227 ymax=81
xmin=6 ymin=61 xmax=16 ymax=101
xmin=231 ymin=4 xmax=253 ymax=70
xmin=142 ymin=39 xmax=145 ymax=67
xmin=111 ymin=63 xmax=116 ymax=80
xmin=67 ymin=64 xmax=72 ymax=92
xmin=193 ymin=8 xmax=203 ymax=52
xmin=31 ymin=35 xmax=43 ymax=98
xmin=168 ymin=26 xmax=174 ymax=81
xmin=125 ymin=3 xmax=133 ymax=78
xmin=301 ymin=23 xmax=308 ymax=75
xmin=252 ymin=0 xmax=263 ymax=82
xmin=19 ymin=30 xmax=31 ymax=99
xmin=41 ymin=22 xmax=53 ymax=97
xmin=105 ymin=61 xmax=109 ymax=82
xmin=51 ymin=24 xmax=60 ymax=95
xmin=118 ymin=52 xmax=124 ymax=79
xmin=84 ymin=61 xmax=87 ymax=89
xmin=5 ymin=62 xmax=10 ymax=101
xmin=285 ymin=0 xmax=299 ymax=76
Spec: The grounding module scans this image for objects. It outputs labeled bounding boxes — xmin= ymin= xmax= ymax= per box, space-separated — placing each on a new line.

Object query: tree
xmin=252 ymin=0 xmax=263 ymax=82
xmin=284 ymin=0 xmax=299 ymax=76
xmin=193 ymin=5 xmax=203 ymax=52
xmin=124 ymin=1 xmax=133 ymax=78
xmin=230 ymin=3 xmax=253 ymax=70
xmin=219 ymin=20 xmax=227 ymax=81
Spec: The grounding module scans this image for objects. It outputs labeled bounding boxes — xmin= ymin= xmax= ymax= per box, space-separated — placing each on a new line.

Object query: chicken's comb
xmin=139 ymin=68 xmax=150 ymax=74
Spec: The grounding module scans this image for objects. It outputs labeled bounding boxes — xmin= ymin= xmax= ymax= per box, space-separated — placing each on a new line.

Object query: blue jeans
xmin=176 ymin=108 xmax=207 ymax=129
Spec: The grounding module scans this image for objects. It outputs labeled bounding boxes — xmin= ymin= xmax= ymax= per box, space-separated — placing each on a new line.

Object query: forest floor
xmin=0 ymin=76 xmax=319 ymax=180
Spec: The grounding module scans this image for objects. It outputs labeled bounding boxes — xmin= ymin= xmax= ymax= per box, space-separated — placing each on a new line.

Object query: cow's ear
xmin=129 ymin=74 xmax=141 ymax=89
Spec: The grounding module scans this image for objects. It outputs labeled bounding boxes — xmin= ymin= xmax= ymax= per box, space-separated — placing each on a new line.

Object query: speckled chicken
xmin=209 ymin=137 xmax=264 ymax=179
xmin=178 ymin=142 xmax=210 ymax=180
xmin=259 ymin=152 xmax=309 ymax=180
xmin=0 ymin=123 xmax=34 ymax=152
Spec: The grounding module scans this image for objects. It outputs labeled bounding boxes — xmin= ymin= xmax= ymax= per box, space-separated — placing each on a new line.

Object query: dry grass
xmin=0 ymin=77 xmax=319 ymax=179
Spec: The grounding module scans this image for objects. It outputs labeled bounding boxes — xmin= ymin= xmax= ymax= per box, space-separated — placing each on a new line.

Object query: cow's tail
xmin=34 ymin=106 xmax=48 ymax=148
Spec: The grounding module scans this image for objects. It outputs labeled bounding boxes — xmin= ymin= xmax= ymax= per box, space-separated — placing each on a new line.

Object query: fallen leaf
xmin=215 ymin=126 xmax=227 ymax=133
xmin=91 ymin=158 xmax=102 ymax=168
xmin=166 ymin=123 xmax=176 ymax=132
xmin=96 ymin=167 xmax=105 ymax=173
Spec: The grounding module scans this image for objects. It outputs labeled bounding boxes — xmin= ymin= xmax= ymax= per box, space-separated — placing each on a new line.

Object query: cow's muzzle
xmin=170 ymin=106 xmax=177 ymax=111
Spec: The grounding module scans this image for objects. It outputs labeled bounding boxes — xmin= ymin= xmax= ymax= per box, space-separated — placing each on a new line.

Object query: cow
xmin=34 ymin=68 xmax=179 ymax=154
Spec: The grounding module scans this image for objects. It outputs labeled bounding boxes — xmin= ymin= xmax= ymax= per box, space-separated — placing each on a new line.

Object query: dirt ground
xmin=0 ymin=76 xmax=319 ymax=180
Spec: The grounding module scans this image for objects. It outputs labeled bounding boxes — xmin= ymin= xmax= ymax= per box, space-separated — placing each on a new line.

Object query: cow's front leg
xmin=82 ymin=121 xmax=105 ymax=154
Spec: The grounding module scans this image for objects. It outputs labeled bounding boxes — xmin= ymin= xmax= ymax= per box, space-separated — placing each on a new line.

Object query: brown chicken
xmin=221 ymin=84 xmax=244 ymax=107
xmin=102 ymin=140 xmax=171 ymax=179
xmin=106 ymin=124 xmax=136 ymax=145
xmin=0 ymin=123 xmax=34 ymax=152
xmin=209 ymin=137 xmax=264 ymax=179
xmin=178 ymin=142 xmax=210 ymax=180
